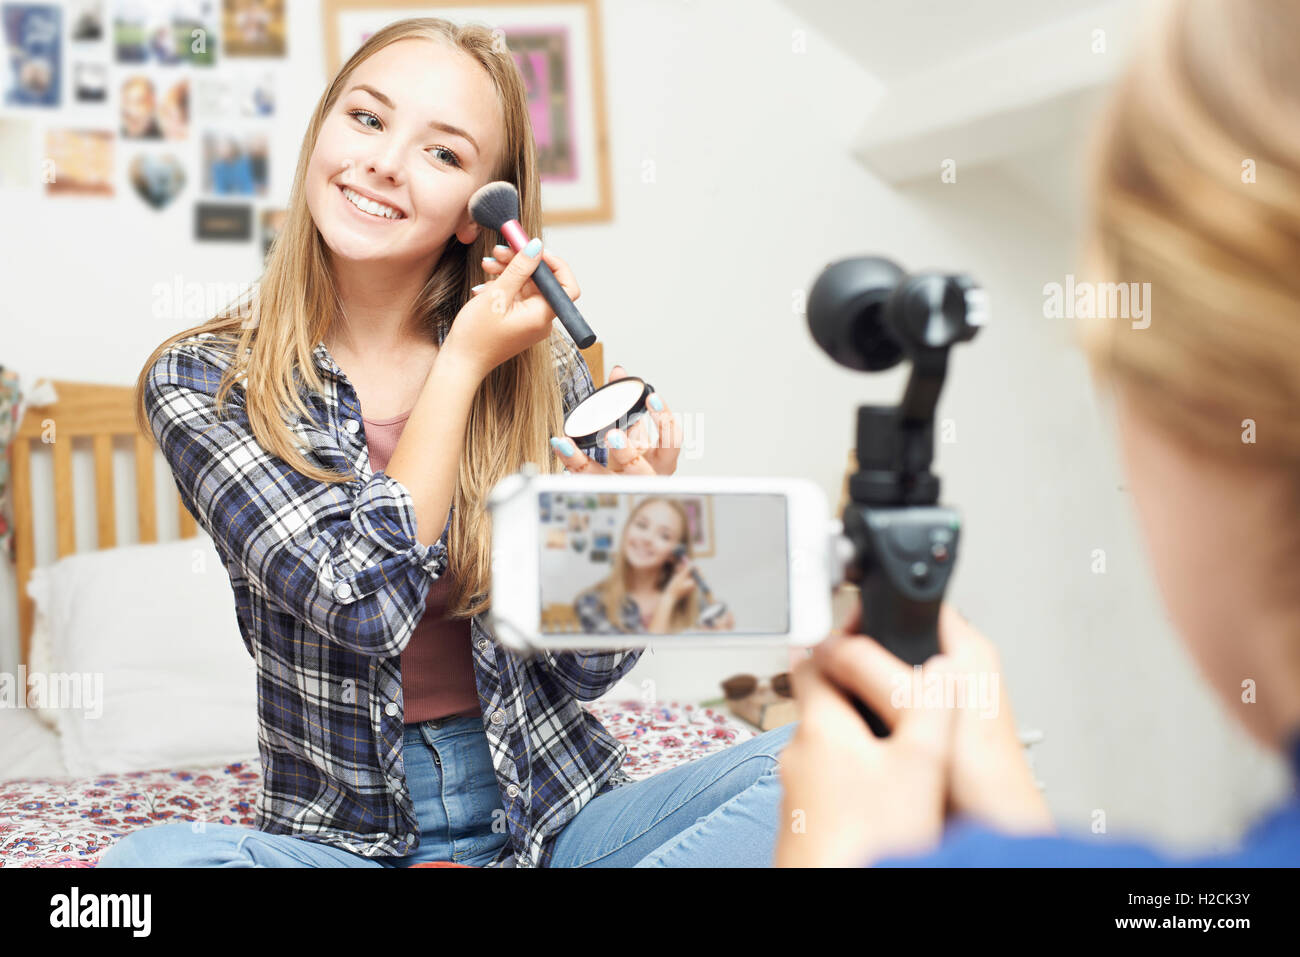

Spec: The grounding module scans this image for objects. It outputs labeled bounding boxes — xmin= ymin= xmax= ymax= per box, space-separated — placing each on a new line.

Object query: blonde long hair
xmin=587 ymin=497 xmax=702 ymax=633
xmin=1080 ymin=0 xmax=1300 ymax=465
xmin=134 ymin=17 xmax=573 ymax=618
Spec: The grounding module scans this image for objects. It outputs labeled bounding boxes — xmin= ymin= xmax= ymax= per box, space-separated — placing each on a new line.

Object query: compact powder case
xmin=564 ymin=376 xmax=655 ymax=452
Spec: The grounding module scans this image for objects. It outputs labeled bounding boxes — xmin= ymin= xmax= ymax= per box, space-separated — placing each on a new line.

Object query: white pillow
xmin=24 ymin=532 xmax=258 ymax=776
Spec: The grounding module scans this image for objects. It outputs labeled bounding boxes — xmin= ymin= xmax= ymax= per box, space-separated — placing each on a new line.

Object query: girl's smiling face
xmin=624 ymin=502 xmax=686 ymax=571
xmin=306 ymin=37 xmax=504 ymax=265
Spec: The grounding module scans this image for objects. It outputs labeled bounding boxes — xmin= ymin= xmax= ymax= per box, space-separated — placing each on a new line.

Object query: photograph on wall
xmin=120 ymin=75 xmax=188 ymax=140
xmin=74 ymin=61 xmax=108 ymax=102
xmin=113 ymin=1 xmax=217 ymax=66
xmin=259 ymin=206 xmax=285 ymax=261
xmin=223 ymin=0 xmax=285 ymax=57
xmin=195 ymin=201 xmax=253 ymax=240
xmin=3 ymin=3 xmax=61 ymax=107
xmin=194 ymin=71 xmax=274 ymax=118
xmin=128 ymin=151 xmax=186 ymax=208
xmin=202 ymin=130 xmax=268 ymax=195
xmin=43 ymin=129 xmax=113 ymax=196
xmin=69 ymin=0 xmax=102 ymax=42
xmin=0 ymin=117 xmax=36 ymax=188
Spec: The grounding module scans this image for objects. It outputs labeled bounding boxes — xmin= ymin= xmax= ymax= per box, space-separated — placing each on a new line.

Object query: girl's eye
xmin=428 ymin=145 xmax=462 ymax=168
xmin=347 ymin=108 xmax=381 ymax=130
xmin=345 ymin=109 xmax=462 ymax=168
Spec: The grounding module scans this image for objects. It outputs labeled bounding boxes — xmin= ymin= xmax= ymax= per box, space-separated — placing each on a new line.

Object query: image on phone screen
xmin=537 ymin=492 xmax=790 ymax=636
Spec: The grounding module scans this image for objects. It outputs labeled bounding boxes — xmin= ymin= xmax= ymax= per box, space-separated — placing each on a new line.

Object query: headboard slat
xmin=93 ymin=433 xmax=116 ymax=549
xmin=11 ymin=437 xmax=35 ymax=669
xmin=52 ymin=431 xmax=75 ymax=558
xmin=134 ymin=433 xmax=157 ymax=544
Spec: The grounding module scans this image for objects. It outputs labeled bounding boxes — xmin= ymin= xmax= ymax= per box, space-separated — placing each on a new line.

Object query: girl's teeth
xmin=342 ymin=186 xmax=402 ymax=219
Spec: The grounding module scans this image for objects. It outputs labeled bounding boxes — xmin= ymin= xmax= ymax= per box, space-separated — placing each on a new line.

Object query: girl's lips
xmin=337 ymin=183 xmax=405 ymax=222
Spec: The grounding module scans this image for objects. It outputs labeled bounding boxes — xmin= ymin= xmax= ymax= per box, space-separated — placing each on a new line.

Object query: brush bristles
xmin=468 ymin=181 xmax=520 ymax=230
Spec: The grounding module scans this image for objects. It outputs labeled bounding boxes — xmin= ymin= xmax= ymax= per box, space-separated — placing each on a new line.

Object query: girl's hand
xmin=775 ymin=627 xmax=958 ymax=868
xmin=544 ymin=364 xmax=681 ymax=475
xmin=664 ymin=556 xmax=697 ymax=601
xmin=934 ymin=604 xmax=1054 ymax=835
xmin=444 ymin=239 xmax=578 ymax=381
xmin=702 ymin=609 xmax=735 ymax=631
xmin=604 ymin=365 xmax=681 ymax=476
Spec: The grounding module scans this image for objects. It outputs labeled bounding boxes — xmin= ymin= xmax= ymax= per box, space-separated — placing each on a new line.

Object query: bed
xmin=0 ymin=345 xmax=758 ymax=868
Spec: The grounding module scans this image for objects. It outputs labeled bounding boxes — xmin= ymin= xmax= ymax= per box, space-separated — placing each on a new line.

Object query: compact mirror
xmin=564 ymin=376 xmax=655 ymax=452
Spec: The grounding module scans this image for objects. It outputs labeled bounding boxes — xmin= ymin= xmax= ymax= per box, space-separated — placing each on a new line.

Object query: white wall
xmin=1 ymin=0 xmax=1288 ymax=853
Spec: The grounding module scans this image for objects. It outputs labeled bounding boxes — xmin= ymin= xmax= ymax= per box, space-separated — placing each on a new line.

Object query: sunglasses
xmin=721 ymin=672 xmax=792 ymax=700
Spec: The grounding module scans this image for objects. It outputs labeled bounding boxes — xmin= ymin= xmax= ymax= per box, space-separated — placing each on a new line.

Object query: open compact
xmin=563 ymin=375 xmax=656 ymax=452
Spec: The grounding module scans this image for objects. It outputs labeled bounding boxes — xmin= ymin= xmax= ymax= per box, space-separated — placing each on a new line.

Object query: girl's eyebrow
xmin=347 ymin=83 xmax=480 ymax=154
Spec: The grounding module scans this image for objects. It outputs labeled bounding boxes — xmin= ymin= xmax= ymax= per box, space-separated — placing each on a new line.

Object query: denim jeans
xmin=95 ymin=715 xmax=508 ymax=868
xmin=96 ymin=716 xmax=795 ymax=868
xmin=550 ymin=720 xmax=795 ymax=867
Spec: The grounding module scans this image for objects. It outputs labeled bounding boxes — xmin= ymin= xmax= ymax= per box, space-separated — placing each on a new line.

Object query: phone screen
xmin=537 ymin=491 xmax=790 ymax=636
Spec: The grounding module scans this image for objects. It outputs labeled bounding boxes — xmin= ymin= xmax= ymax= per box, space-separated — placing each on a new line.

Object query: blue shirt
xmin=143 ymin=324 xmax=643 ymax=868
xmin=876 ymin=730 xmax=1300 ymax=866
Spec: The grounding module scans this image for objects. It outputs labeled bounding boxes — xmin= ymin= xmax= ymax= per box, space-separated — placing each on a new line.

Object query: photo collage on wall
xmin=0 ymin=1 xmax=287 ymax=261
xmin=541 ymin=491 xmax=622 ymax=564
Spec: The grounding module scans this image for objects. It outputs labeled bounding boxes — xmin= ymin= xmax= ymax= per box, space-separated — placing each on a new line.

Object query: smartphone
xmin=486 ymin=468 xmax=835 ymax=652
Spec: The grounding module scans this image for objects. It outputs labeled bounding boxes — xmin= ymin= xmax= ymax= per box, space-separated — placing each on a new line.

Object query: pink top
xmin=363 ymin=408 xmax=480 ymax=725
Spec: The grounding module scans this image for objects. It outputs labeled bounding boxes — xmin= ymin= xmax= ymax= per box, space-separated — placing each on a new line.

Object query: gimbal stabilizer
xmin=809 ymin=256 xmax=986 ymax=736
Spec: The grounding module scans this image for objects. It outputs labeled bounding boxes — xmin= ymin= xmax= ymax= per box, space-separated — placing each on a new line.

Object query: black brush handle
xmin=531 ymin=260 xmax=595 ymax=348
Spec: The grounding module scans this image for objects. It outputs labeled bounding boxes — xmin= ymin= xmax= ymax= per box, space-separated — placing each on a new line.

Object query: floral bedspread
xmin=0 ymin=699 xmax=754 ymax=867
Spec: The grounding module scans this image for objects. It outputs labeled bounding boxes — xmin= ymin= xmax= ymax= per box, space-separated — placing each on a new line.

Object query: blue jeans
xmin=96 ymin=715 xmax=509 ymax=868
xmin=96 ymin=716 xmax=795 ymax=868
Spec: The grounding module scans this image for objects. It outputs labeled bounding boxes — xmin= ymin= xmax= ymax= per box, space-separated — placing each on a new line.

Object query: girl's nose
xmin=365 ymin=146 xmax=402 ymax=182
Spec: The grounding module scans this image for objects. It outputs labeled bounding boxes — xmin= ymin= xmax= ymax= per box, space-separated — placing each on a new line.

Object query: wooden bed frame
xmin=11 ymin=342 xmax=604 ymax=670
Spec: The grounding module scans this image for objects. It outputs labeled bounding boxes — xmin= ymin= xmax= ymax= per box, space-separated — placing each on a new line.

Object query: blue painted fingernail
xmin=482 ymin=256 xmax=496 ymax=266
xmin=551 ymin=437 xmax=575 ymax=456
xmin=523 ymin=237 xmax=542 ymax=256
xmin=471 ymin=283 xmax=485 ymax=292
xmin=648 ymin=394 xmax=664 ymax=411
xmin=608 ymin=431 xmax=626 ymax=450
xmin=494 ymin=244 xmax=509 ymax=254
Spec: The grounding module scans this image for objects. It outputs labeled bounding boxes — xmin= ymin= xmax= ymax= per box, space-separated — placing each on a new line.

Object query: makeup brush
xmin=468 ymin=181 xmax=596 ymax=348
xmin=671 ymin=545 xmax=730 ymax=627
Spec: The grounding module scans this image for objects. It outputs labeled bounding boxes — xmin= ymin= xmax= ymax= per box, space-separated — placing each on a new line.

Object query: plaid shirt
xmin=576 ymin=591 xmax=716 ymax=634
xmin=143 ymin=325 xmax=644 ymax=868
xmin=575 ymin=591 xmax=646 ymax=634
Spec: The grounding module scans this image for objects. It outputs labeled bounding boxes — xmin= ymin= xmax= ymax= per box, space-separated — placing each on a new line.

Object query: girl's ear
xmin=455 ymin=221 xmax=480 ymax=246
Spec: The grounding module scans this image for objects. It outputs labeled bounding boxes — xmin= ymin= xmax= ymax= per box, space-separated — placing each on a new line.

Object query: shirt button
xmin=384 ymin=701 xmax=399 ymax=717
xmin=344 ymin=418 xmax=360 ymax=434
xmin=490 ymin=710 xmax=504 ymax=725
xmin=477 ymin=639 xmax=489 ymax=652
xmin=506 ymin=784 xmax=520 ymax=799
xmin=405 ymin=833 xmax=415 ymax=844
xmin=334 ymin=582 xmax=353 ymax=600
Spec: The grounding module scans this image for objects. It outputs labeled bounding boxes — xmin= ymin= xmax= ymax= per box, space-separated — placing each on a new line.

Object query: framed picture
xmin=322 ymin=0 xmax=612 ymax=224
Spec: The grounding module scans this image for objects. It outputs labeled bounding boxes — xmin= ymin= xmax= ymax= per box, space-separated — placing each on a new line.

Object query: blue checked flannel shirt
xmin=143 ymin=325 xmax=644 ymax=868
